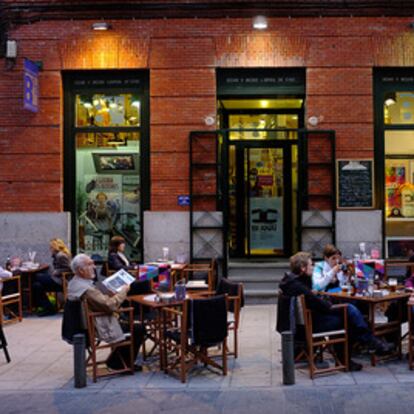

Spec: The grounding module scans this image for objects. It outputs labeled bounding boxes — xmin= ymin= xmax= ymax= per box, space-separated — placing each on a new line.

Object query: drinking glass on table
xmin=388 ymin=278 xmax=397 ymax=293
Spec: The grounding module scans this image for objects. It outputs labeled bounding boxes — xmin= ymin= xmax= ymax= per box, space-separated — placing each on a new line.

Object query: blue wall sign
xmin=178 ymin=195 xmax=190 ymax=206
xmin=23 ymin=58 xmax=39 ymax=113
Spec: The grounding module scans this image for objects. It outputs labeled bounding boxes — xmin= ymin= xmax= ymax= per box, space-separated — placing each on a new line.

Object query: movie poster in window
xmin=81 ymin=175 xmax=122 ymax=257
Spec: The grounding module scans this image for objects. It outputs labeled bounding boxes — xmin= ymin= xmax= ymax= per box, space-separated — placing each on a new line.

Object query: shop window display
xmin=75 ymin=93 xmax=140 ymax=127
xmin=75 ymin=132 xmax=141 ymax=261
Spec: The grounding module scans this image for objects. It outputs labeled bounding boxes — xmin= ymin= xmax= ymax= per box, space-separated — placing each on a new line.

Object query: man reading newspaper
xmin=68 ymin=254 xmax=145 ymax=371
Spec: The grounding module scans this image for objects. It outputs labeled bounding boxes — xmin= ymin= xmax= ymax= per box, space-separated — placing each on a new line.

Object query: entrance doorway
xmin=228 ymin=141 xmax=297 ymax=257
xmin=219 ymin=100 xmax=302 ymax=258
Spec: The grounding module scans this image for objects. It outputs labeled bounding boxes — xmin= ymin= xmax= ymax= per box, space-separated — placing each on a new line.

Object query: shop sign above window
xmin=23 ymin=58 xmax=39 ymax=113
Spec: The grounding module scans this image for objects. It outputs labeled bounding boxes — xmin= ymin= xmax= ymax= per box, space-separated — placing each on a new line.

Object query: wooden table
xmin=16 ymin=264 xmax=49 ymax=314
xmin=323 ymin=290 xmax=411 ymax=366
xmin=128 ymin=290 xmax=214 ymax=369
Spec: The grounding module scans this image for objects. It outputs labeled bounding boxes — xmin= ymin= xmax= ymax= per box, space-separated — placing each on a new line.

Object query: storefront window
xmin=228 ymin=113 xmax=298 ymax=140
xmin=75 ymin=93 xmax=140 ymax=127
xmin=75 ymin=131 xmax=141 ymax=260
xmin=384 ymin=130 xmax=414 ymax=242
xmin=384 ymin=92 xmax=414 ymax=125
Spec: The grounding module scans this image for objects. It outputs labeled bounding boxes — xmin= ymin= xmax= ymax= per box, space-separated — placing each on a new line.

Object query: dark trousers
xmin=32 ymin=272 xmax=62 ymax=311
xmin=313 ymin=304 xmax=373 ymax=358
xmin=106 ymin=323 xmax=146 ymax=370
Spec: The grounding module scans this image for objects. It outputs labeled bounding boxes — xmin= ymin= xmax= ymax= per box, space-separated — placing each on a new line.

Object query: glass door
xmin=247 ymin=147 xmax=284 ymax=255
xmin=229 ymin=142 xmax=293 ymax=257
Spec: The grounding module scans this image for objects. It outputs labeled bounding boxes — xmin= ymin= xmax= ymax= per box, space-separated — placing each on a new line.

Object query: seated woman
xmin=312 ymin=244 xmax=348 ymax=292
xmin=32 ymin=238 xmax=72 ymax=316
xmin=107 ymin=236 xmax=136 ymax=274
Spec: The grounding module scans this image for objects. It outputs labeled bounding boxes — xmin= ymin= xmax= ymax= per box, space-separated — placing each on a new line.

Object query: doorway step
xmin=227 ymin=259 xmax=290 ymax=304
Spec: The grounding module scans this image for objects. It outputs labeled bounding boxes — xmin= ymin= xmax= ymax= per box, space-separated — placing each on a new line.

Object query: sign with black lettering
xmin=217 ymin=68 xmax=305 ymax=96
xmin=337 ymin=159 xmax=374 ymax=209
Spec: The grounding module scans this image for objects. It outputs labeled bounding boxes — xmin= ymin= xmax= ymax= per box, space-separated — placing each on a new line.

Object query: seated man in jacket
xmin=67 ymin=253 xmax=145 ymax=371
xmin=277 ymin=251 xmax=393 ymax=371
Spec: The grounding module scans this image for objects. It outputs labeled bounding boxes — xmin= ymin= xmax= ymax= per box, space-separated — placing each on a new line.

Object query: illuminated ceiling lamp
xmin=92 ymin=22 xmax=112 ymax=31
xmin=252 ymin=15 xmax=268 ymax=30
xmin=385 ymin=94 xmax=396 ymax=106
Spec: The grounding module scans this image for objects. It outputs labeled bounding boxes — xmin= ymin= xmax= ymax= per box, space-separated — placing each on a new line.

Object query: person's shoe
xmin=367 ymin=337 xmax=394 ymax=356
xmin=349 ymin=359 xmax=363 ymax=372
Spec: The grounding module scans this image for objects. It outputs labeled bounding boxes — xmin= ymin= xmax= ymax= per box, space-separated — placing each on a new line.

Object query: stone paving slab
xmin=2 ymin=305 xmax=414 ymax=390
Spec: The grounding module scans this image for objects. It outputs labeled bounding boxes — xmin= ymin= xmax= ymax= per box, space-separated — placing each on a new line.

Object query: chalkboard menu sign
xmin=337 ymin=159 xmax=374 ymax=209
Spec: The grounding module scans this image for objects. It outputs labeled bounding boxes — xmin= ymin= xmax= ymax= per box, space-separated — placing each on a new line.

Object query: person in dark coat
xmin=277 ymin=251 xmax=393 ymax=371
xmin=106 ymin=236 xmax=137 ymax=275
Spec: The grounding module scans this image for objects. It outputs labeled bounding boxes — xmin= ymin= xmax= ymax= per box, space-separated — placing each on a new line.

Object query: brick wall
xmin=0 ymin=17 xmax=413 ymax=211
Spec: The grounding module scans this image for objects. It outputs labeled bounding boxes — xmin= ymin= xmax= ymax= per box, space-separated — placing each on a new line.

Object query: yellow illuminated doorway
xmin=222 ymin=98 xmax=301 ymax=257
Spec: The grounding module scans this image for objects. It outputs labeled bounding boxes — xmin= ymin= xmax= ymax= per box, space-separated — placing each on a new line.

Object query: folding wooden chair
xmin=83 ymin=302 xmax=135 ymax=382
xmin=182 ymin=258 xmax=216 ymax=291
xmin=0 ymin=275 xmax=23 ymax=325
xmin=162 ymin=294 xmax=228 ymax=383
xmin=216 ymin=278 xmax=244 ymax=358
xmin=299 ymin=295 xmax=349 ymax=378
xmin=61 ymin=272 xmax=74 ymax=303
xmin=0 ymin=324 xmax=10 ymax=363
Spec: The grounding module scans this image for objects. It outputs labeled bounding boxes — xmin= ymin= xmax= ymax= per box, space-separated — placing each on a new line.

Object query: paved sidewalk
xmin=1 ymin=305 xmax=414 ymax=413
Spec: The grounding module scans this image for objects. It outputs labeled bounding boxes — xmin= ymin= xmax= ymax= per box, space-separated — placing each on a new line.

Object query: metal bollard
xmin=281 ymin=331 xmax=295 ymax=385
xmin=73 ymin=334 xmax=87 ymax=388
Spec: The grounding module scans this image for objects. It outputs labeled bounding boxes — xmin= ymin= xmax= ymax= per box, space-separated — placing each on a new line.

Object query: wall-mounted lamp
xmin=253 ymin=15 xmax=268 ymax=30
xmin=92 ymin=22 xmax=111 ymax=31
xmin=4 ymin=40 xmax=17 ymax=70
xmin=385 ymin=98 xmax=396 ymax=106
xmin=6 ymin=40 xmax=17 ymax=58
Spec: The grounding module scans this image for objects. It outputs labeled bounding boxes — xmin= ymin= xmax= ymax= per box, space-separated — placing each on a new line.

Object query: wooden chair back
xmin=298 ymin=295 xmax=349 ymax=379
xmin=61 ymin=272 xmax=74 ymax=303
xmin=83 ymin=301 xmax=135 ymax=382
xmin=0 ymin=275 xmax=22 ymax=325
xmin=162 ymin=294 xmax=228 ymax=383
xmin=216 ymin=278 xmax=244 ymax=358
xmin=182 ymin=259 xmax=216 ymax=291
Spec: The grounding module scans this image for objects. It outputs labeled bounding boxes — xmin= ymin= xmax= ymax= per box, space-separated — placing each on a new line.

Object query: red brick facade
xmin=0 ymin=17 xmax=413 ymax=211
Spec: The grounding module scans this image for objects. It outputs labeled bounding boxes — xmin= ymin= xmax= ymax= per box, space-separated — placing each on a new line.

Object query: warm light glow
xmin=385 ymin=98 xmax=396 ymax=106
xmin=131 ymin=100 xmax=140 ymax=108
xmin=253 ymin=16 xmax=268 ymax=30
xmin=92 ymin=22 xmax=111 ymax=31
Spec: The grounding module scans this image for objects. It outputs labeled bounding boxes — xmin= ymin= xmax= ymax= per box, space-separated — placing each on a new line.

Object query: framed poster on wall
xmin=336 ymin=159 xmax=374 ymax=209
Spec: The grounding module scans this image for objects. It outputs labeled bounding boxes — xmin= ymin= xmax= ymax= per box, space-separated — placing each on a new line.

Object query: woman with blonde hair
xmin=33 ymin=238 xmax=72 ymax=316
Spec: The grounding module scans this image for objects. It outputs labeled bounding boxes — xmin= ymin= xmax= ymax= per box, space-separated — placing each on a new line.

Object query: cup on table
xmin=388 ymin=278 xmax=397 ymax=293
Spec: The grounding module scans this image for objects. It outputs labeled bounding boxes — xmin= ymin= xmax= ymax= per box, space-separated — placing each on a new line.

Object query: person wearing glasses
xmin=67 ymin=253 xmax=145 ymax=371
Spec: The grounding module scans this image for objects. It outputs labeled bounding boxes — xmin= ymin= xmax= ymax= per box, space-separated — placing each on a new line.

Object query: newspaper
xmin=102 ymin=269 xmax=135 ymax=293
